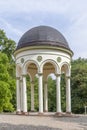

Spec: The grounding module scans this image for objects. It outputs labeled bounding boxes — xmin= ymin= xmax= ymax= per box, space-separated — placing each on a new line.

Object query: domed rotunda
xmin=14 ymin=26 xmax=73 ymax=115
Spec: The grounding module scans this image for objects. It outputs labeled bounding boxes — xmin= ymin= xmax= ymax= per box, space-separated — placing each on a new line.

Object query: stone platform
xmin=0 ymin=113 xmax=87 ymax=130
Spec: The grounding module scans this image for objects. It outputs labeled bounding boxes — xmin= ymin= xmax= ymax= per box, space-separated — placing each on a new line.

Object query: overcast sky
xmin=0 ymin=0 xmax=87 ymax=59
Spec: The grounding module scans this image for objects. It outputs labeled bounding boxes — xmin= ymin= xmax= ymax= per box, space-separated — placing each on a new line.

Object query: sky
xmin=0 ymin=0 xmax=87 ymax=59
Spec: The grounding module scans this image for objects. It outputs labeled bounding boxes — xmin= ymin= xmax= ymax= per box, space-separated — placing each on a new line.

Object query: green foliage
xmin=48 ymin=76 xmax=56 ymax=112
xmin=8 ymin=79 xmax=16 ymax=109
xmin=26 ymin=75 xmax=31 ymax=111
xmin=61 ymin=74 xmax=66 ymax=112
xmin=26 ymin=76 xmax=39 ymax=111
xmin=0 ymin=81 xmax=14 ymax=112
xmin=34 ymin=77 xmax=39 ymax=111
xmin=0 ymin=29 xmax=16 ymax=112
xmin=71 ymin=58 xmax=87 ymax=113
xmin=0 ymin=52 xmax=8 ymax=64
xmin=0 ymin=52 xmax=16 ymax=112
xmin=0 ymin=29 xmax=16 ymax=62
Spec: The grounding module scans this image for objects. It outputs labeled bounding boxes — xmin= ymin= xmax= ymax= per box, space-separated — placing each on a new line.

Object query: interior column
xmin=56 ymin=74 xmax=61 ymax=114
xmin=66 ymin=76 xmax=71 ymax=113
xmin=20 ymin=78 xmax=23 ymax=112
xmin=22 ymin=75 xmax=27 ymax=114
xmin=38 ymin=73 xmax=43 ymax=114
xmin=44 ymin=81 xmax=48 ymax=112
xmin=16 ymin=77 xmax=21 ymax=114
xmin=31 ymin=81 xmax=34 ymax=111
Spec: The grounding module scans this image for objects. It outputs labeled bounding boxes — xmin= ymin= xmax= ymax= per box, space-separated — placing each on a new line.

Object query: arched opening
xmin=61 ymin=63 xmax=70 ymax=113
xmin=43 ymin=62 xmax=56 ymax=112
xmin=47 ymin=74 xmax=56 ymax=112
xmin=25 ymin=62 xmax=39 ymax=112
xmin=26 ymin=74 xmax=39 ymax=112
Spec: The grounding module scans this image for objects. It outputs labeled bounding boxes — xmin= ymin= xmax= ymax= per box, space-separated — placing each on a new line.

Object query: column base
xmin=55 ymin=112 xmax=62 ymax=116
xmin=38 ymin=112 xmax=44 ymax=116
xmin=30 ymin=110 xmax=35 ymax=112
xmin=16 ymin=111 xmax=21 ymax=115
xmin=44 ymin=110 xmax=48 ymax=112
xmin=66 ymin=112 xmax=72 ymax=114
xmin=21 ymin=112 xmax=29 ymax=115
xmin=65 ymin=112 xmax=72 ymax=117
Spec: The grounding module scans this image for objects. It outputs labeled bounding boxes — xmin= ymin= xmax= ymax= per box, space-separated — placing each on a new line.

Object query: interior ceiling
xmin=61 ymin=65 xmax=66 ymax=72
xmin=27 ymin=62 xmax=55 ymax=71
xmin=43 ymin=63 xmax=55 ymax=70
xmin=28 ymin=63 xmax=37 ymax=70
xmin=27 ymin=63 xmax=68 ymax=75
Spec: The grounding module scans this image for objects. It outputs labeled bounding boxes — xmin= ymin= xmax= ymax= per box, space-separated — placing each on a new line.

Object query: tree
xmin=0 ymin=81 xmax=13 ymax=112
xmin=61 ymin=73 xmax=66 ymax=112
xmin=71 ymin=58 xmax=87 ymax=113
xmin=0 ymin=29 xmax=16 ymax=111
xmin=0 ymin=29 xmax=16 ymax=62
xmin=0 ymin=52 xmax=14 ymax=112
xmin=26 ymin=76 xmax=39 ymax=111
xmin=48 ymin=76 xmax=56 ymax=112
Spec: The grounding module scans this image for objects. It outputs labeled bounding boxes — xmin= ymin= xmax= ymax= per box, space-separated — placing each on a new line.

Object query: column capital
xmin=66 ymin=76 xmax=71 ymax=79
xmin=31 ymin=81 xmax=34 ymax=84
xmin=16 ymin=77 xmax=20 ymax=80
xmin=55 ymin=74 xmax=61 ymax=77
xmin=44 ymin=81 xmax=48 ymax=84
xmin=20 ymin=79 xmax=23 ymax=82
xmin=38 ymin=73 xmax=43 ymax=76
xmin=22 ymin=74 xmax=26 ymax=77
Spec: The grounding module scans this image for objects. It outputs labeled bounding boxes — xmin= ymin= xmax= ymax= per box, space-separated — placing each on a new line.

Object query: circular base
xmin=55 ymin=112 xmax=63 ymax=116
xmin=30 ymin=110 xmax=35 ymax=112
xmin=16 ymin=111 xmax=29 ymax=115
xmin=38 ymin=112 xmax=44 ymax=116
xmin=66 ymin=112 xmax=72 ymax=114
xmin=21 ymin=112 xmax=29 ymax=115
xmin=65 ymin=112 xmax=74 ymax=117
xmin=44 ymin=110 xmax=48 ymax=112
xmin=16 ymin=111 xmax=21 ymax=115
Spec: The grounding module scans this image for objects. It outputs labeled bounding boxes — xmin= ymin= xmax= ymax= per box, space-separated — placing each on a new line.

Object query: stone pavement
xmin=0 ymin=113 xmax=87 ymax=130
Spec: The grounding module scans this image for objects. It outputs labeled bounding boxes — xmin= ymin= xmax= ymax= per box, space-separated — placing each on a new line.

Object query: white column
xmin=16 ymin=77 xmax=21 ymax=113
xmin=20 ymin=79 xmax=23 ymax=112
xmin=66 ymin=76 xmax=71 ymax=113
xmin=38 ymin=73 xmax=43 ymax=113
xmin=44 ymin=81 xmax=48 ymax=112
xmin=31 ymin=81 xmax=34 ymax=111
xmin=56 ymin=74 xmax=61 ymax=113
xmin=22 ymin=75 xmax=27 ymax=113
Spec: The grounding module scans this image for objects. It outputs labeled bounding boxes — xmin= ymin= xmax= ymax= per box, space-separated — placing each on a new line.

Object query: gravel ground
xmin=0 ymin=113 xmax=87 ymax=130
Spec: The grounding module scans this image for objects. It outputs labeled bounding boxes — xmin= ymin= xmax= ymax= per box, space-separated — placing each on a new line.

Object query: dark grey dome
xmin=17 ymin=26 xmax=70 ymax=50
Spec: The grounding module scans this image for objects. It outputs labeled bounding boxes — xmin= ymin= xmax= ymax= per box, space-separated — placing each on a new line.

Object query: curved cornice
xmin=14 ymin=46 xmax=73 ymax=57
